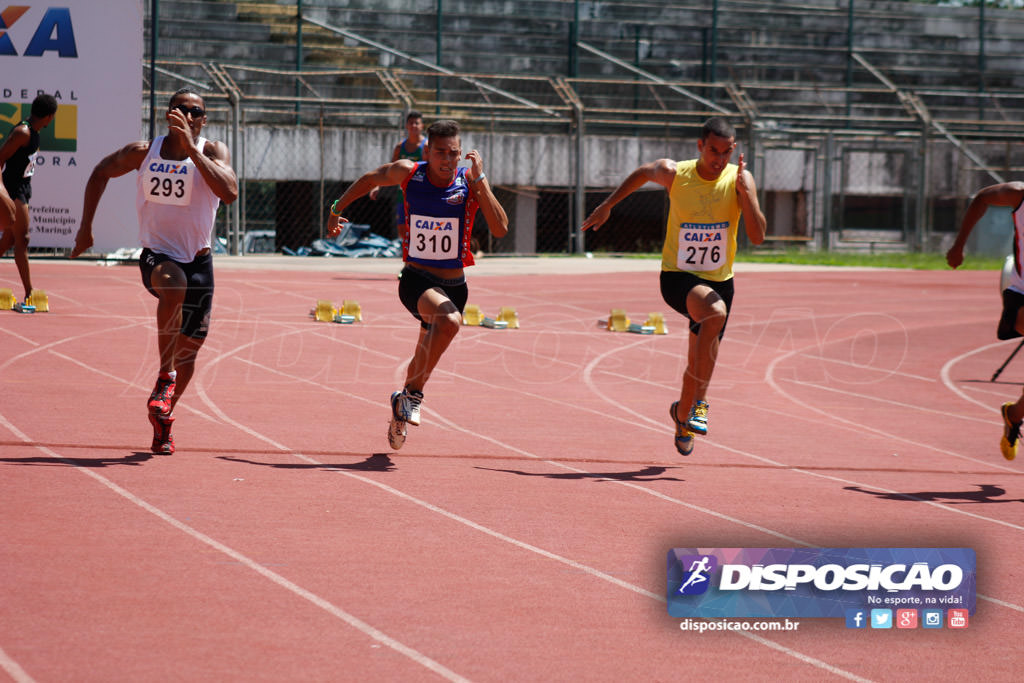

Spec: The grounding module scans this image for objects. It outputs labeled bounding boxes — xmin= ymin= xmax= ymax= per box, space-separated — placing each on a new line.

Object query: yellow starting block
xmin=462 ymin=303 xmax=484 ymax=326
xmin=313 ymin=299 xmax=362 ymax=323
xmin=607 ymin=308 xmax=630 ymax=332
xmin=0 ymin=288 xmax=15 ymax=311
xmin=313 ymin=299 xmax=335 ymax=322
xmin=340 ymin=300 xmax=362 ymax=322
xmin=645 ymin=312 xmax=667 ymax=335
xmin=26 ymin=290 xmax=48 ymax=312
xmin=497 ymin=306 xmax=519 ymax=329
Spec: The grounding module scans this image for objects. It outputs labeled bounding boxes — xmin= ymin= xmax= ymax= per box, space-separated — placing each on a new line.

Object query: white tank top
xmin=136 ymin=135 xmax=222 ymax=262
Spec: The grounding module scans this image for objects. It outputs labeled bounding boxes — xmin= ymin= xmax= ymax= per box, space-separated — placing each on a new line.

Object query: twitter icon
xmin=870 ymin=609 xmax=893 ymax=629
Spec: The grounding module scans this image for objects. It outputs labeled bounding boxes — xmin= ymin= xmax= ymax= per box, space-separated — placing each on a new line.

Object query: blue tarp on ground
xmin=282 ymin=224 xmax=402 ymax=258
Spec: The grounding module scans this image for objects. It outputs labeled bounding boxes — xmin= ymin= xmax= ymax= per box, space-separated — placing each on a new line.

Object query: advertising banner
xmin=1 ymin=0 xmax=142 ymax=251
xmin=668 ymin=547 xmax=976 ymax=623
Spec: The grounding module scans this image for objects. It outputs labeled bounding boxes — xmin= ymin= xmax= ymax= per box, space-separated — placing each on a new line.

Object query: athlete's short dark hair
xmin=31 ymin=94 xmax=58 ymax=118
xmin=406 ymin=110 xmax=423 ymax=124
xmin=427 ymin=119 xmax=460 ymax=141
xmin=168 ymin=87 xmax=203 ymax=108
xmin=701 ymin=117 xmax=736 ymax=141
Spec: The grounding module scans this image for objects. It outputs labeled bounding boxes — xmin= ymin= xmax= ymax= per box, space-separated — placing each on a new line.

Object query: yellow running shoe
xmin=1000 ymin=402 xmax=1020 ymax=461
xmin=687 ymin=400 xmax=709 ymax=435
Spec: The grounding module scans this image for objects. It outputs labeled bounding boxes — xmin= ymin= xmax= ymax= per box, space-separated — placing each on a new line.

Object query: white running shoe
xmin=395 ymin=388 xmax=423 ymax=426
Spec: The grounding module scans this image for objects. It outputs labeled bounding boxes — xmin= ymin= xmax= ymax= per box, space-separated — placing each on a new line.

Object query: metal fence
xmin=143 ymin=0 xmax=1024 ymax=257
xmin=173 ymin=73 xmax=1024 ymax=259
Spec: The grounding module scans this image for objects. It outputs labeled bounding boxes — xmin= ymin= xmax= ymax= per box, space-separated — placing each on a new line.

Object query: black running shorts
xmin=998 ymin=288 xmax=1024 ymax=340
xmin=659 ymin=270 xmax=735 ymax=340
xmin=139 ymin=248 xmax=214 ymax=339
xmin=398 ymin=265 xmax=468 ymax=331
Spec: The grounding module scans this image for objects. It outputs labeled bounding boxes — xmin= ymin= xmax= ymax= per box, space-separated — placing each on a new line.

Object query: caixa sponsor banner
xmin=667 ymin=548 xmax=975 ymax=619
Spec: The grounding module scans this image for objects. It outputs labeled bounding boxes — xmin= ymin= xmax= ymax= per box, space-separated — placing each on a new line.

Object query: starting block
xmin=462 ymin=303 xmax=484 ymax=326
xmin=312 ymin=299 xmax=362 ymax=324
xmin=340 ymin=300 xmax=362 ymax=322
xmin=26 ymin=290 xmax=48 ymax=312
xmin=644 ymin=312 xmax=667 ymax=335
xmin=481 ymin=317 xmax=508 ymax=329
xmin=463 ymin=303 xmax=517 ymax=329
xmin=497 ymin=306 xmax=519 ymax=329
xmin=606 ymin=308 xmax=630 ymax=332
xmin=603 ymin=308 xmax=665 ymax=334
xmin=0 ymin=288 xmax=15 ymax=311
xmin=313 ymin=299 xmax=335 ymax=322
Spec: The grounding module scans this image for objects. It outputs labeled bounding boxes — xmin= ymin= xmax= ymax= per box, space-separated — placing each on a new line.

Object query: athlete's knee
xmin=432 ymin=311 xmax=462 ymax=340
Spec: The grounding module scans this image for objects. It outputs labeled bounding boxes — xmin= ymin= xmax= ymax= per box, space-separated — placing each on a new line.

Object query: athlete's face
xmin=425 ymin=135 xmax=461 ymax=180
xmin=167 ymin=93 xmax=207 ymax=141
xmin=406 ymin=116 xmax=424 ymax=139
xmin=696 ymin=132 xmax=736 ymax=180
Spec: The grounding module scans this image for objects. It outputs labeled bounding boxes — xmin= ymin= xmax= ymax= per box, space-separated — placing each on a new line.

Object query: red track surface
xmin=2 ymin=259 xmax=1022 ymax=681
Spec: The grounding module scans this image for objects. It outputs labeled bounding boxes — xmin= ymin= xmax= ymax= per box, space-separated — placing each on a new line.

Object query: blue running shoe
xmin=670 ymin=401 xmax=695 ymax=456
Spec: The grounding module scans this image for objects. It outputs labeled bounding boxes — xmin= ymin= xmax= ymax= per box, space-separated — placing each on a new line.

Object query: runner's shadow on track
xmin=476 ymin=465 xmax=683 ymax=482
xmin=218 ymin=453 xmax=395 ymax=472
xmin=843 ymin=483 xmax=1024 ymax=504
xmin=0 ymin=452 xmax=154 ymax=467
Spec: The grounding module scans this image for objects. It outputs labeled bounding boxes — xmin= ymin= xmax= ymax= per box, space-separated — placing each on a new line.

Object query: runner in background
xmin=368 ymin=110 xmax=425 ymax=238
xmin=0 ymin=94 xmax=58 ymax=304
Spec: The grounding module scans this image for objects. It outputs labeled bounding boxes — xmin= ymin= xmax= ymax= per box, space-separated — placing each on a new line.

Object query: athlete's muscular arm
xmin=947 ymin=181 xmax=1024 ymax=269
xmin=71 ymin=142 xmax=149 ymax=258
xmin=464 ymin=150 xmax=508 ymax=238
xmin=328 ymin=159 xmax=417 ymax=238
xmin=581 ymin=159 xmax=677 ymax=232
xmin=735 ymin=153 xmax=766 ymax=245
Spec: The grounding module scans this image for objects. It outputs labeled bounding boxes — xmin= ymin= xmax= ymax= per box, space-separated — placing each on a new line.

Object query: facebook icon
xmin=845 ymin=608 xmax=867 ymax=629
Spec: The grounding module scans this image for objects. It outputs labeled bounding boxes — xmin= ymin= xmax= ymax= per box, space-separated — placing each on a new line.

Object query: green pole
xmin=846 ymin=0 xmax=854 ymax=123
xmin=149 ymin=0 xmax=158 ymax=140
xmin=435 ymin=0 xmax=442 ymax=113
xmin=296 ymin=0 xmax=303 ymax=124
xmin=569 ymin=0 xmax=579 ymax=78
xmin=978 ymin=0 xmax=986 ymax=122
xmin=710 ymin=0 xmax=718 ymax=90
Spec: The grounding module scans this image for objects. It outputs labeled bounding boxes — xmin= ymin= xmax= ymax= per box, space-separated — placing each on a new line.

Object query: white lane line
xmin=0 ymin=411 xmax=472 ymax=683
xmin=763 ymin=341 xmax=1019 ymax=473
xmin=185 ymin=331 xmax=872 ymax=680
xmin=0 ymin=645 xmax=36 ymax=683
xmin=940 ymin=339 xmax=1020 ymax=413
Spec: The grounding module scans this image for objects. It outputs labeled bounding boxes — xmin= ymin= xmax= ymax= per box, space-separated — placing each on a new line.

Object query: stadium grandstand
xmin=144 ymin=0 xmax=1024 ymax=256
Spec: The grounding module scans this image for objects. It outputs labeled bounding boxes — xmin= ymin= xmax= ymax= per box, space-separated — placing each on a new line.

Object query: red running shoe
xmin=148 ymin=376 xmax=176 ymax=415
xmin=149 ymin=413 xmax=175 ymax=454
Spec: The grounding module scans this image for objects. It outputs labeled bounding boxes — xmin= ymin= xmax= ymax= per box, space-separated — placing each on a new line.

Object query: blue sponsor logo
xmin=845 ymin=609 xmax=867 ymax=629
xmin=149 ymin=162 xmax=189 ymax=175
xmin=0 ymin=7 xmax=78 ymax=58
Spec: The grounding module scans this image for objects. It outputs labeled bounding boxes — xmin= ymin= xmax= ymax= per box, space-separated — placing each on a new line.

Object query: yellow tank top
xmin=661 ymin=159 xmax=741 ymax=282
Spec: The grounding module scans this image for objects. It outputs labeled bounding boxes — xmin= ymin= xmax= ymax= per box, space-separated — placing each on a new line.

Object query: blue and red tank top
xmin=400 ymin=162 xmax=478 ymax=268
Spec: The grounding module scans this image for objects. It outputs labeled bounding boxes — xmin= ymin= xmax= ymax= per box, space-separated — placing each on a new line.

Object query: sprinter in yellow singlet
xmin=581 ymin=117 xmax=766 ymax=456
